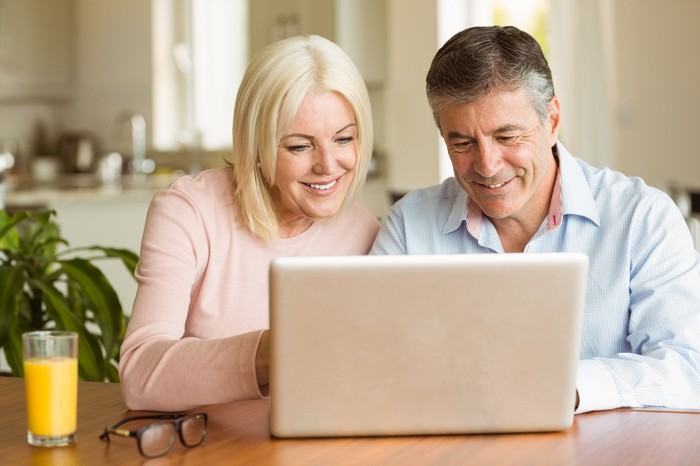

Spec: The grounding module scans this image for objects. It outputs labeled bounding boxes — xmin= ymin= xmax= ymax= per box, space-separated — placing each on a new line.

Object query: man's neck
xmin=491 ymin=217 xmax=542 ymax=253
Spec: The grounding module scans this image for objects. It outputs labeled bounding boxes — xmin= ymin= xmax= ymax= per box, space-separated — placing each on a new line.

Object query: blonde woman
xmin=120 ymin=35 xmax=379 ymax=411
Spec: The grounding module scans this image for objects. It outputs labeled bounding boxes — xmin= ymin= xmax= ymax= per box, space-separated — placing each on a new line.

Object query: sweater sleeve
xmin=119 ymin=186 xmax=265 ymax=411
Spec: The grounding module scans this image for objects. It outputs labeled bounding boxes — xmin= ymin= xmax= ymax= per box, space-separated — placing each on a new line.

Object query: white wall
xmin=611 ymin=0 xmax=700 ymax=190
xmin=384 ymin=0 xmax=442 ymax=195
xmin=2 ymin=0 xmax=699 ymax=194
xmin=56 ymin=0 xmax=153 ymax=156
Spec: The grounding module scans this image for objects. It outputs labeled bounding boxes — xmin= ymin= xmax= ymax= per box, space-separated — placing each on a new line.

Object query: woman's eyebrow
xmin=281 ymin=123 xmax=357 ymax=141
xmin=335 ymin=123 xmax=357 ymax=135
xmin=281 ymin=133 xmax=315 ymax=141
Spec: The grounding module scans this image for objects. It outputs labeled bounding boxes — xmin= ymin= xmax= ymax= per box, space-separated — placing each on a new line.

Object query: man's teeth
xmin=487 ymin=182 xmax=506 ymax=188
xmin=308 ymin=180 xmax=337 ymax=190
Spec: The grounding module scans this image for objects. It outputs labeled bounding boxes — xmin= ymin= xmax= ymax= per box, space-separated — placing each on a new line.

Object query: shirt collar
xmin=442 ymin=141 xmax=600 ymax=237
xmin=442 ymin=182 xmax=469 ymax=234
xmin=557 ymin=142 xmax=601 ymax=226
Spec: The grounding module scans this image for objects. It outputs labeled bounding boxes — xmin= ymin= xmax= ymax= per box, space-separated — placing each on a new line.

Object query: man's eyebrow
xmin=445 ymin=124 xmax=527 ymax=140
xmin=445 ymin=131 xmax=473 ymax=140
xmin=493 ymin=124 xmax=526 ymax=134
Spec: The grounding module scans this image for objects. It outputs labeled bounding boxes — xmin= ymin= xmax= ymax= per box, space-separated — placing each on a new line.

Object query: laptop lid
xmin=269 ymin=253 xmax=588 ymax=438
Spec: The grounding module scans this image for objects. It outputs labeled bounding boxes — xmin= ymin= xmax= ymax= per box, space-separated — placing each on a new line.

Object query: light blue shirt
xmin=371 ymin=143 xmax=700 ymax=413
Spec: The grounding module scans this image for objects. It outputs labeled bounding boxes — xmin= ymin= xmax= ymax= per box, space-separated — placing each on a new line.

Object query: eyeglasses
xmin=99 ymin=413 xmax=208 ymax=458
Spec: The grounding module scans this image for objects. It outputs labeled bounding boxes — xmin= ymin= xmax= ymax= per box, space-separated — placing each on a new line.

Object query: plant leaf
xmin=22 ymin=211 xmax=61 ymax=257
xmin=4 ymin=326 xmax=24 ymax=376
xmin=38 ymin=283 xmax=104 ymax=381
xmin=59 ymin=258 xmax=123 ymax=359
xmin=76 ymin=328 xmax=106 ymax=382
xmin=0 ymin=265 xmax=23 ymax=348
xmin=87 ymin=246 xmax=140 ymax=276
xmin=106 ymin=361 xmax=120 ymax=383
xmin=1 ymin=209 xmax=135 ymax=382
xmin=0 ymin=210 xmax=30 ymax=239
xmin=0 ymin=210 xmax=27 ymax=251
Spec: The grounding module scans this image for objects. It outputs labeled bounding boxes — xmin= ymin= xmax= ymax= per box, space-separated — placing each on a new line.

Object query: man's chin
xmin=477 ymin=202 xmax=519 ymax=220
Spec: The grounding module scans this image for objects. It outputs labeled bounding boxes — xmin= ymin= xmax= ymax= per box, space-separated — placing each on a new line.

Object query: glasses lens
xmin=181 ymin=414 xmax=207 ymax=447
xmin=140 ymin=423 xmax=176 ymax=458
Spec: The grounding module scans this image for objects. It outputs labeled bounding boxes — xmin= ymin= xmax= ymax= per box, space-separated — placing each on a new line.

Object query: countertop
xmin=3 ymin=173 xmax=178 ymax=209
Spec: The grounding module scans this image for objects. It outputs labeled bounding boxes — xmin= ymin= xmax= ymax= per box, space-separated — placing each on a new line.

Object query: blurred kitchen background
xmin=1 ymin=0 xmax=699 ymax=311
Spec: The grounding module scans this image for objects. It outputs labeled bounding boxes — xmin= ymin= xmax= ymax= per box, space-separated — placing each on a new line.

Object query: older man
xmin=371 ymin=25 xmax=700 ymax=413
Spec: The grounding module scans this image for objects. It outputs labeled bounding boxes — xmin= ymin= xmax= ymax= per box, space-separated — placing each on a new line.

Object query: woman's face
xmin=272 ymin=91 xmax=358 ymax=234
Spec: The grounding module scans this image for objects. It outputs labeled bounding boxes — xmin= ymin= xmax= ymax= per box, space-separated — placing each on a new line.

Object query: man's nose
xmin=473 ymin=141 xmax=502 ymax=178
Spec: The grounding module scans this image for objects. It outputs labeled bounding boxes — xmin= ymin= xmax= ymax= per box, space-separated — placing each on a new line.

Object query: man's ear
xmin=547 ymin=96 xmax=561 ymax=146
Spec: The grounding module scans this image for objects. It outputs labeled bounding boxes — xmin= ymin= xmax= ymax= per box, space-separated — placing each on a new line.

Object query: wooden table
xmin=2 ymin=377 xmax=700 ymax=465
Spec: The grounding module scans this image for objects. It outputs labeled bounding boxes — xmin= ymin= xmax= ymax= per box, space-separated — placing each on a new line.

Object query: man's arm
xmin=576 ymin=195 xmax=700 ymax=413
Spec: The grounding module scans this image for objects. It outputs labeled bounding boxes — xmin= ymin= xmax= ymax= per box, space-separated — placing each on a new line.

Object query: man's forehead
xmin=438 ymin=92 xmax=538 ymax=136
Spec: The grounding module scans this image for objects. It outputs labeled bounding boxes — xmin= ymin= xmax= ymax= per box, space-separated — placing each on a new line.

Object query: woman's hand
xmin=256 ymin=330 xmax=270 ymax=391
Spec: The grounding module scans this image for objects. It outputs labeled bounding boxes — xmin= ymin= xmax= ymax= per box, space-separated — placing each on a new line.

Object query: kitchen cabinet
xmin=249 ymin=0 xmax=386 ymax=85
xmin=0 ymin=0 xmax=73 ymax=101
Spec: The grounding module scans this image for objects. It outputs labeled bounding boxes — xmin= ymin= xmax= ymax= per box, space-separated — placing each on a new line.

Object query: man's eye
xmin=451 ymin=141 xmax=474 ymax=153
xmin=497 ymin=136 xmax=518 ymax=145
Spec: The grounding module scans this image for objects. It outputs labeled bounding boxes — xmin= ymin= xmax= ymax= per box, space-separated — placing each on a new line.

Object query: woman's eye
xmin=286 ymin=144 xmax=312 ymax=154
xmin=335 ymin=136 xmax=355 ymax=146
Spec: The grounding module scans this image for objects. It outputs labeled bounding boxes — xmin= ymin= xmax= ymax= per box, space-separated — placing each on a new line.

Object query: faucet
xmin=114 ymin=112 xmax=155 ymax=176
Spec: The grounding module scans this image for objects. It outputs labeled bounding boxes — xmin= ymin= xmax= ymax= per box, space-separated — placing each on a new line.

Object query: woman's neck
xmin=277 ymin=215 xmax=315 ymax=238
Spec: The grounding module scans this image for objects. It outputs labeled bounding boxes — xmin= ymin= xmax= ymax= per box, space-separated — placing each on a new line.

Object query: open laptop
xmin=268 ymin=253 xmax=588 ymax=438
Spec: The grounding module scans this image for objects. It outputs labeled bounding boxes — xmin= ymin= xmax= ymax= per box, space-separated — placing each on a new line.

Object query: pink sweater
xmin=119 ymin=168 xmax=380 ymax=410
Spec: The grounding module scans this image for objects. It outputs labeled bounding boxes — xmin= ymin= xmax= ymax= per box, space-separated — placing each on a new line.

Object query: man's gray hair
xmin=426 ymin=26 xmax=555 ymax=127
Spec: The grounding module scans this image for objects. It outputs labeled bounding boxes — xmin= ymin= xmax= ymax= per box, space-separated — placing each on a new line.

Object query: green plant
xmin=0 ymin=209 xmax=139 ymax=381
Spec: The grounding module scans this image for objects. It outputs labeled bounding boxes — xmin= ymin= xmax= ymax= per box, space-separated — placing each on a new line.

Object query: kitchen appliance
xmin=57 ymin=131 xmax=100 ymax=174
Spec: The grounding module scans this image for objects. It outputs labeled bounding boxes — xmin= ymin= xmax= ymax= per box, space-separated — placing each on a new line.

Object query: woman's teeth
xmin=308 ymin=180 xmax=337 ymax=190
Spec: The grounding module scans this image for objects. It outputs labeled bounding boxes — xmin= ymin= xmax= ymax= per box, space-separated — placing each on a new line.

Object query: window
xmin=492 ymin=0 xmax=549 ymax=57
xmin=152 ymin=0 xmax=248 ymax=152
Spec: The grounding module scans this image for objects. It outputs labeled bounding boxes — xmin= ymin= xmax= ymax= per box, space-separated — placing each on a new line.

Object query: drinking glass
xmin=22 ymin=331 xmax=79 ymax=447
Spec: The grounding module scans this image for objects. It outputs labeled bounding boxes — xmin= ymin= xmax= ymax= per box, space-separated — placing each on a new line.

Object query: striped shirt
xmin=371 ymin=142 xmax=700 ymax=413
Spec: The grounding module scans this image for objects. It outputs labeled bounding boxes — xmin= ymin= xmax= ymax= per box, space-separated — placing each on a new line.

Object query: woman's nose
xmin=313 ymin=145 xmax=337 ymax=174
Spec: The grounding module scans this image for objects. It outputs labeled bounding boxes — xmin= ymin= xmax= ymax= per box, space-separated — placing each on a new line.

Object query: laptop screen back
xmin=269 ymin=253 xmax=588 ymax=438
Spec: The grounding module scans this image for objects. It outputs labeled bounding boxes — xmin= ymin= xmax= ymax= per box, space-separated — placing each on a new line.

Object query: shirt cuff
xmin=575 ymin=359 xmax=620 ymax=414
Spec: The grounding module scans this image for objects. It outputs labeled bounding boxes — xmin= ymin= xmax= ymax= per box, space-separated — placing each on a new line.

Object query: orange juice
xmin=24 ymin=357 xmax=78 ymax=437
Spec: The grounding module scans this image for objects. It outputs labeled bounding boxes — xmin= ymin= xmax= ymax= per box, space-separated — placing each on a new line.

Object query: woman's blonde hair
xmin=229 ymin=35 xmax=373 ymax=242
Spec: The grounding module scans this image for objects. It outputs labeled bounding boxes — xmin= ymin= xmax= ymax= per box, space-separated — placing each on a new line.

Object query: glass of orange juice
xmin=22 ymin=331 xmax=78 ymax=447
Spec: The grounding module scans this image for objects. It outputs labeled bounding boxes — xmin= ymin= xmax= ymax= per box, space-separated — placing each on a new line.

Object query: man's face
xmin=437 ymin=89 xmax=560 ymax=225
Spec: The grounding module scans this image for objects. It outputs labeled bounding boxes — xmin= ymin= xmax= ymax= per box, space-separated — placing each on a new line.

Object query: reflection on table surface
xmin=1 ymin=376 xmax=700 ymax=466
